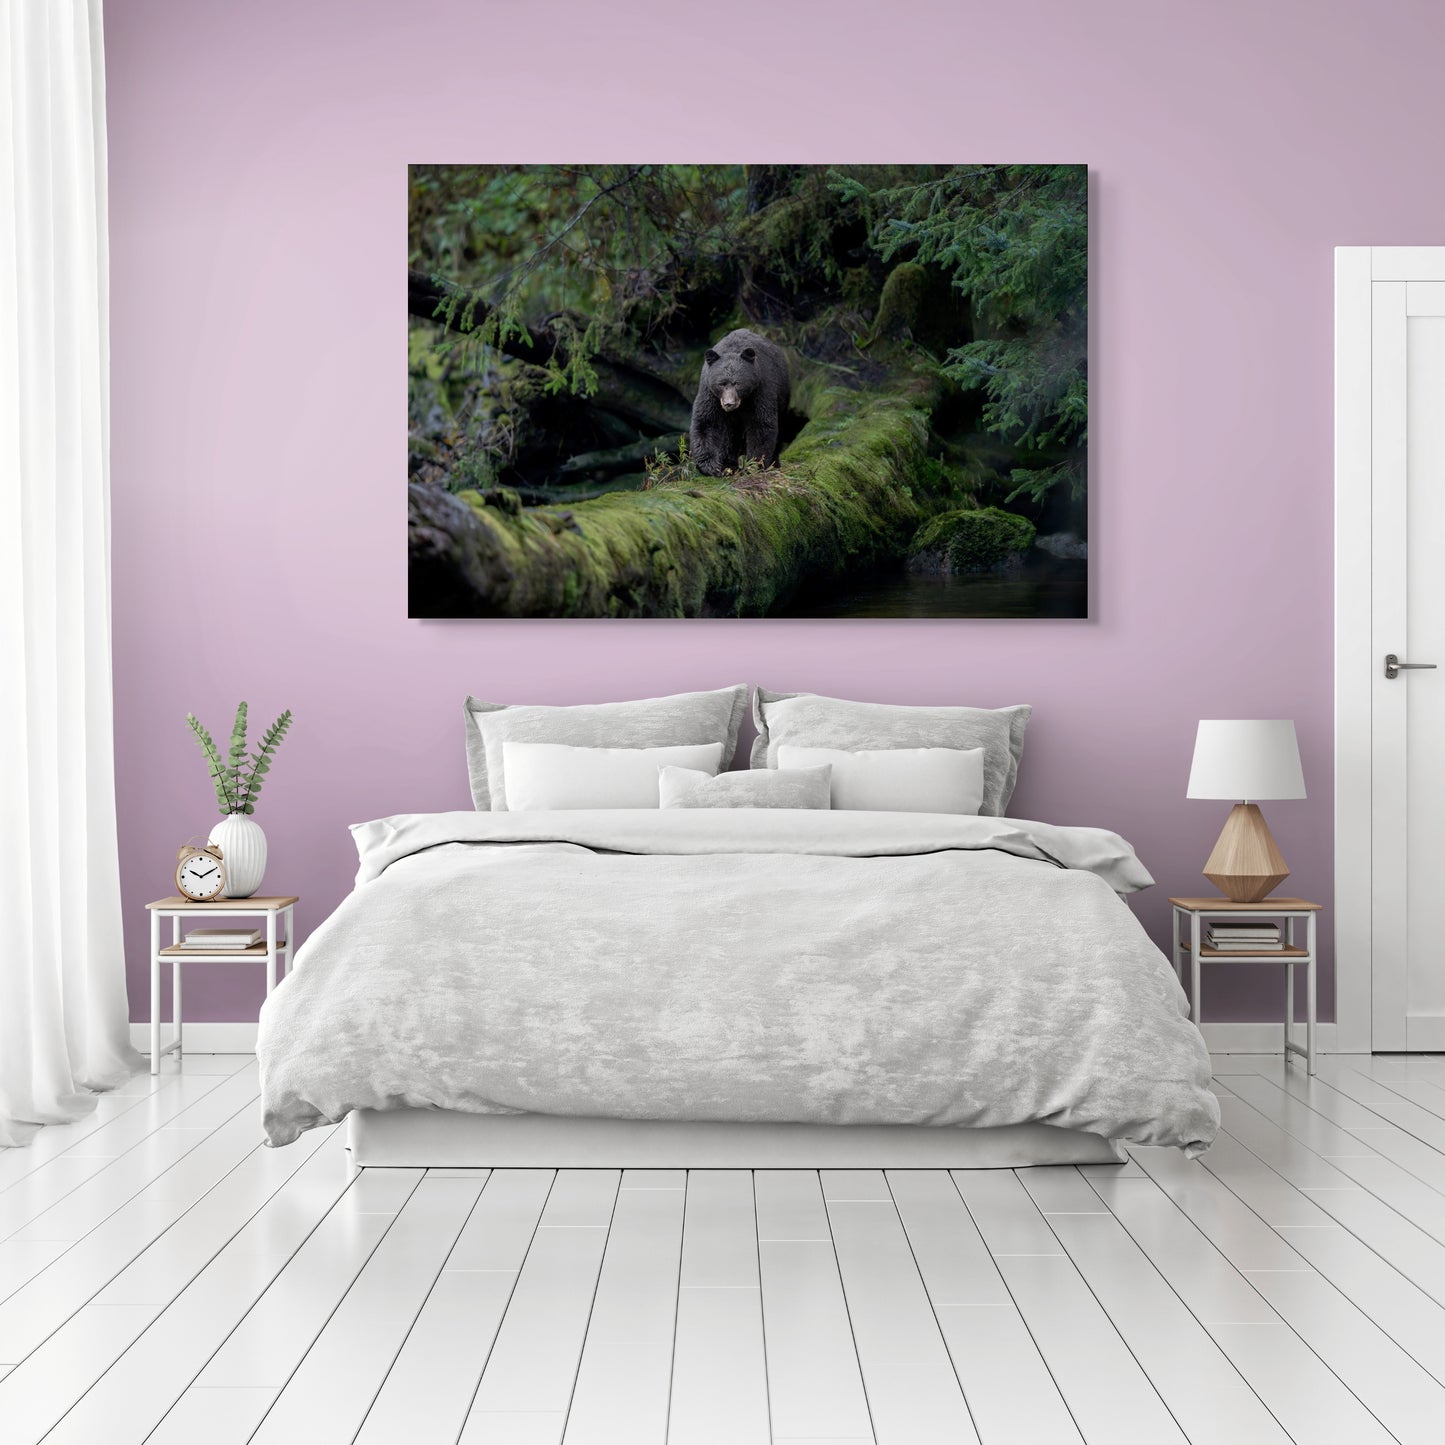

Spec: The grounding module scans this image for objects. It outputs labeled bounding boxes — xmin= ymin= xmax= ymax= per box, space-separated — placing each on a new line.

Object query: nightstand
xmin=145 ymin=895 xmax=297 ymax=1073
xmin=1169 ymin=897 xmax=1320 ymax=1074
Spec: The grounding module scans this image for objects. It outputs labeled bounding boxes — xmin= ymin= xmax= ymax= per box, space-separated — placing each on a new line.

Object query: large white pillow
xmin=753 ymin=689 xmax=1029 ymax=816
xmin=776 ymin=744 xmax=985 ymax=814
xmin=464 ymin=686 xmax=748 ymax=811
xmin=502 ymin=741 xmax=724 ymax=810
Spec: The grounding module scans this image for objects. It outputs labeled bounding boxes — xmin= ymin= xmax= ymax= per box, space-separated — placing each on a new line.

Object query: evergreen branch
xmin=484 ymin=166 xmax=645 ymax=305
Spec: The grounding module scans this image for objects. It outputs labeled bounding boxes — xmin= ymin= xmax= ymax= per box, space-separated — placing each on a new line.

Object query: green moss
xmin=908 ymin=507 xmax=1037 ymax=575
xmin=741 ymin=192 xmax=812 ymax=258
xmin=408 ymin=325 xmax=448 ymax=380
xmin=840 ymin=266 xmax=878 ymax=314
xmin=471 ymin=486 xmax=521 ymax=517
xmin=410 ymin=357 xmax=955 ymax=617
xmin=871 ymin=262 xmax=930 ymax=343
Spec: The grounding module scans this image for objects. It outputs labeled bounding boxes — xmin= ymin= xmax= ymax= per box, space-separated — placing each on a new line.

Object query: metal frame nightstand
xmin=145 ymin=895 xmax=297 ymax=1073
xmin=1169 ymin=897 xmax=1321 ymax=1073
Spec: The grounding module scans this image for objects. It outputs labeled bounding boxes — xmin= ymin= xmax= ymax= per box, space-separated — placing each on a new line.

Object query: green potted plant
xmin=185 ymin=703 xmax=293 ymax=898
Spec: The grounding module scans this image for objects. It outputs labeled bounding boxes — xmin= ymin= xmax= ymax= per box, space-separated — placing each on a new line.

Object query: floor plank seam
xmin=350 ymin=1168 xmax=494 ymax=1443
xmin=942 ymin=1169 xmax=1089 ymax=1445
xmin=882 ymin=1169 xmax=980 ymax=1444
xmin=1269 ymin=1062 xmax=1445 ymax=1196
xmin=1022 ymin=1167 xmax=1200 ymax=1444
xmin=9 ymin=1116 xmax=336 ymax=1445
xmin=72 ymin=1127 xmax=351 ymax=1439
xmin=3 ymin=1079 xmax=267 ymax=1257
xmin=0 ymin=1080 xmax=187 ymax=1199
xmin=1082 ymin=1155 xmax=1305 ymax=1444
xmin=2 ymin=1093 xmax=271 ymax=1364
xmin=561 ymin=1170 xmax=623 ymax=1439
xmin=1203 ymin=1096 xmax=1445 ymax=1436
xmin=1351 ymin=1067 xmax=1445 ymax=1129
xmin=749 ymin=1171 xmax=778 ymax=1445
xmin=451 ymin=1169 xmax=558 ymax=1441
xmin=0 ymin=1075 xmax=242 ymax=1248
xmin=659 ymin=1169 xmax=687 ymax=1445
xmin=1220 ymin=1088 xmax=1445 ymax=1276
xmin=1207 ymin=1096 xmax=1445 ymax=1392
xmin=235 ymin=1167 xmax=427 ymax=1442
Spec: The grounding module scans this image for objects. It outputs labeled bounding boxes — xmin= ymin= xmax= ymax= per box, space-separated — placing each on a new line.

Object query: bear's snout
xmin=718 ymin=384 xmax=741 ymax=412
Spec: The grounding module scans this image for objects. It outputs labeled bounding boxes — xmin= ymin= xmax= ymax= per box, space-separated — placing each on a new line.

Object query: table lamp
xmin=1186 ymin=720 xmax=1306 ymax=902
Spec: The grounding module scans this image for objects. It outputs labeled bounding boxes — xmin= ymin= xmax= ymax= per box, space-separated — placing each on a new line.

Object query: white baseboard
xmin=1201 ymin=1022 xmax=1340 ymax=1053
xmin=130 ymin=1022 xmax=258 ymax=1053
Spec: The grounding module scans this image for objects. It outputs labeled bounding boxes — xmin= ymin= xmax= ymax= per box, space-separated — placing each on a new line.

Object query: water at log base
xmin=776 ymin=556 xmax=1088 ymax=619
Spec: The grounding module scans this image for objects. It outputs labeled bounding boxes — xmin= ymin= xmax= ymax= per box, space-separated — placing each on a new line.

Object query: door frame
xmin=1334 ymin=246 xmax=1445 ymax=1053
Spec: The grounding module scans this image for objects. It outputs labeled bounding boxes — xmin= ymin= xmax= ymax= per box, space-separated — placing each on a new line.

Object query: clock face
xmin=178 ymin=853 xmax=224 ymax=899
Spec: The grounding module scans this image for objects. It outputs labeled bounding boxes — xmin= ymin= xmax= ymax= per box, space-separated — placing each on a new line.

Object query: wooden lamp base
xmin=1203 ymin=803 xmax=1290 ymax=903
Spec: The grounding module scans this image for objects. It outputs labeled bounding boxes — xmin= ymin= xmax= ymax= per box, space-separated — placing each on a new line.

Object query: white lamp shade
xmin=1187 ymin=720 xmax=1306 ymax=801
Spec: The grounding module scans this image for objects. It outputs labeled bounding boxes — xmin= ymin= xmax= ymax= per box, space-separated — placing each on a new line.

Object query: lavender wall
xmin=105 ymin=0 xmax=1438 ymax=1026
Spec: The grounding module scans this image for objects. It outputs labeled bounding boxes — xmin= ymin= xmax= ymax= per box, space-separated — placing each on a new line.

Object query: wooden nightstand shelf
xmin=145 ymin=895 xmax=297 ymax=1074
xmin=1170 ymin=896 xmax=1320 ymax=1073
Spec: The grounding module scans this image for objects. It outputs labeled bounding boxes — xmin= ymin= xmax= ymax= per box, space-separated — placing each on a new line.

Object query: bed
xmin=256 ymin=809 xmax=1219 ymax=1166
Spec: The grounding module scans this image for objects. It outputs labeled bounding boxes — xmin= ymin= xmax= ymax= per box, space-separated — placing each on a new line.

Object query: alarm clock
xmin=175 ymin=842 xmax=227 ymax=901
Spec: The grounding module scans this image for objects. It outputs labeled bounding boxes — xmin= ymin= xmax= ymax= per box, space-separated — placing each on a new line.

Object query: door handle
xmin=1385 ymin=653 xmax=1439 ymax=679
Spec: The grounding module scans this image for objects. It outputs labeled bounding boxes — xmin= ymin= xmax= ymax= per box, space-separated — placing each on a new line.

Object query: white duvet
xmin=257 ymin=809 xmax=1219 ymax=1153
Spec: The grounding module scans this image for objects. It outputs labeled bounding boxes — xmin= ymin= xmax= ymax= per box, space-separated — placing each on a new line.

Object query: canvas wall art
xmin=408 ymin=164 xmax=1088 ymax=618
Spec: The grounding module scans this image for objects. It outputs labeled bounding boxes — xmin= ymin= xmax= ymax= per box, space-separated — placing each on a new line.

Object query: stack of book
xmin=181 ymin=927 xmax=263 ymax=951
xmin=1206 ymin=922 xmax=1283 ymax=952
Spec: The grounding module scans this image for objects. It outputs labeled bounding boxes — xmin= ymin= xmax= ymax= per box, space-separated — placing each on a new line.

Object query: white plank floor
xmin=4 ymin=1055 xmax=1445 ymax=1442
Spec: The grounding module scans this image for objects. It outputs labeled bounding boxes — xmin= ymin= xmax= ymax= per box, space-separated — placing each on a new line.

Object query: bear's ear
xmin=704 ymin=349 xmax=720 ymax=366
xmin=740 ymin=347 xmax=756 ymax=362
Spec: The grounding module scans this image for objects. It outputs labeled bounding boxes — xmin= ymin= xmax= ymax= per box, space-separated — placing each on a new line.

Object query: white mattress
xmin=346 ymin=1108 xmax=1125 ymax=1169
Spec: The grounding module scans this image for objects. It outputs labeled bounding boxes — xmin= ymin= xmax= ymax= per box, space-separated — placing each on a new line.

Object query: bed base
xmin=345 ymin=1108 xmax=1124 ymax=1169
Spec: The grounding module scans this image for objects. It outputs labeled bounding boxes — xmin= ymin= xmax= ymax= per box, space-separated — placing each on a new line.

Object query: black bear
xmin=689 ymin=328 xmax=791 ymax=476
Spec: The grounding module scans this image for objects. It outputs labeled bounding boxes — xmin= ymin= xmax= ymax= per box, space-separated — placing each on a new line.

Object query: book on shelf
xmin=181 ymin=927 xmax=263 ymax=949
xmin=1207 ymin=940 xmax=1285 ymax=951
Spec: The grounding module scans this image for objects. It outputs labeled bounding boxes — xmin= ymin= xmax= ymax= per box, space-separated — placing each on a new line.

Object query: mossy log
xmin=409 ymin=364 xmax=954 ymax=618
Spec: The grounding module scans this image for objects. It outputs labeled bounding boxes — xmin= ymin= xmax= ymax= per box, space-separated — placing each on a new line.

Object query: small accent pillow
xmin=502 ymin=741 xmax=724 ymax=811
xmin=776 ymin=745 xmax=985 ymax=815
xmin=464 ymin=686 xmax=748 ymax=811
xmin=659 ymin=764 xmax=833 ymax=810
xmin=753 ymin=688 xmax=1030 ymax=816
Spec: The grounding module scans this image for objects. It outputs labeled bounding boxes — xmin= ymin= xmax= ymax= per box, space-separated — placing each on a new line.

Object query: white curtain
xmin=0 ymin=0 xmax=142 ymax=1147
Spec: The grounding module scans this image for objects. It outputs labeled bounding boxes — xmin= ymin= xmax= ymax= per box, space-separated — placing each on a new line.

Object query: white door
xmin=1337 ymin=247 xmax=1445 ymax=1051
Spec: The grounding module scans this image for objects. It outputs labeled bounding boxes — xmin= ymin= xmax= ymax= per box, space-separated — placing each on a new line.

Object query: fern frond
xmin=186 ymin=713 xmax=235 ymax=813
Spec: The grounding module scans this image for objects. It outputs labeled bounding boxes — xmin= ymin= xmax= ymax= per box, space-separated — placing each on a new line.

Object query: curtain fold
xmin=1 ymin=0 xmax=142 ymax=1148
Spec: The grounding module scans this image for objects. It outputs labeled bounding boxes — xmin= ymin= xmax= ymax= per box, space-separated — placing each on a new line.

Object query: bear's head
xmin=704 ymin=345 xmax=760 ymax=413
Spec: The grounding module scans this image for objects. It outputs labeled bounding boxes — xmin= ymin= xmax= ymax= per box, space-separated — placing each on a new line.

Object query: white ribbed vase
xmin=208 ymin=813 xmax=267 ymax=898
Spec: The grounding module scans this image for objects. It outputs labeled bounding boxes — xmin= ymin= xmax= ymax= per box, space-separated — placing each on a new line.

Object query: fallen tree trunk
xmin=409 ymin=268 xmax=693 ymax=437
xmin=409 ymin=363 xmax=957 ymax=618
xmin=545 ymin=437 xmax=666 ymax=489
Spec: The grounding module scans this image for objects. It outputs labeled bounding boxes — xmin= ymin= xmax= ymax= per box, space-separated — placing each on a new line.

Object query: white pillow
xmin=776 ymin=744 xmax=985 ymax=814
xmin=465 ymin=686 xmax=748 ymax=811
xmin=502 ymin=740 xmax=724 ymax=810
xmin=659 ymin=764 xmax=833 ymax=810
xmin=752 ymin=690 xmax=1029 ymax=816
